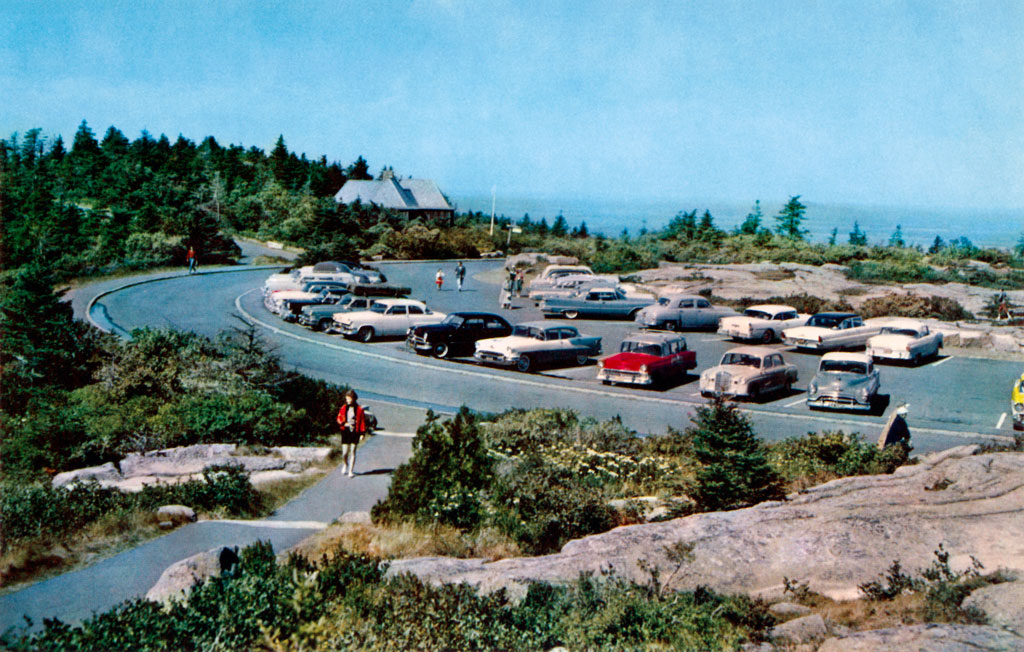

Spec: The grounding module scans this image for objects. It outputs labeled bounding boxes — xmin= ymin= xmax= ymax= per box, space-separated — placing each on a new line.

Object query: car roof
xmin=821 ymin=352 xmax=872 ymax=363
xmin=450 ymin=312 xmax=507 ymax=319
xmin=745 ymin=304 xmax=796 ymax=313
xmin=661 ymin=294 xmax=707 ymax=300
xmin=376 ymin=298 xmax=426 ymax=307
xmin=723 ymin=346 xmax=778 ymax=357
xmin=622 ymin=332 xmax=686 ymax=344
xmin=580 ymin=286 xmax=620 ymax=292
xmin=879 ymin=318 xmax=926 ymax=329
xmin=515 ymin=320 xmax=569 ymax=330
xmin=812 ymin=312 xmax=858 ymax=319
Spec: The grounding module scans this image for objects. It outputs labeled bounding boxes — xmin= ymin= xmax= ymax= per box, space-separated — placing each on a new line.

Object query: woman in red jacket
xmin=336 ymin=390 xmax=367 ymax=477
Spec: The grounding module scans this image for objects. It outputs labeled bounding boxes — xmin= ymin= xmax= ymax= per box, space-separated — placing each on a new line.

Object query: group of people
xmin=435 ymin=261 xmax=468 ymax=291
xmin=500 ymin=267 xmax=525 ymax=309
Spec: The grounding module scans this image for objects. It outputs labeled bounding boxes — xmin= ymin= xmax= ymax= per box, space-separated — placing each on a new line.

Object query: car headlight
xmin=1013 ymin=402 xmax=1024 ymax=413
xmin=808 ymin=381 xmax=818 ymax=395
xmin=639 ymin=364 xmax=648 ymax=373
xmin=597 ymin=360 xmax=604 ymax=368
xmin=859 ymin=387 xmax=870 ymax=401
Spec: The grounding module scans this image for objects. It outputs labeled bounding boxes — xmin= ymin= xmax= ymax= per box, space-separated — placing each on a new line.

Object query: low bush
xmin=858 ymin=293 xmax=974 ymax=321
xmin=731 ymin=293 xmax=854 ymax=315
xmin=767 ymin=430 xmax=911 ymax=490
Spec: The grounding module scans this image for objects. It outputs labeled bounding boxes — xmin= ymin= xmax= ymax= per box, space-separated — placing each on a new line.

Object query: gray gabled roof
xmin=334 ymin=177 xmax=453 ymax=211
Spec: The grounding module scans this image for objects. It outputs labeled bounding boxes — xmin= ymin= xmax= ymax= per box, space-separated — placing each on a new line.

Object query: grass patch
xmin=291 ymin=521 xmax=521 ymax=563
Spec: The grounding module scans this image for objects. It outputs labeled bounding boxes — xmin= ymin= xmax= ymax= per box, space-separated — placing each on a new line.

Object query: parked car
xmin=635 ymin=295 xmax=737 ymax=331
xmin=1013 ymin=372 xmax=1024 ymax=431
xmin=782 ymin=313 xmax=883 ymax=352
xmin=474 ymin=321 xmax=602 ymax=372
xmin=299 ymin=295 xmax=379 ymax=331
xmin=865 ymin=319 xmax=943 ymax=364
xmin=718 ymin=305 xmax=809 ymax=343
xmin=265 ymin=283 xmax=350 ymax=319
xmin=530 ymin=274 xmax=621 ymax=303
xmin=526 ymin=265 xmax=596 ymax=297
xmin=263 ymin=265 xmax=358 ymax=295
xmin=310 ymin=260 xmax=387 ymax=285
xmin=336 ymin=299 xmax=446 ymax=342
xmin=597 ymin=332 xmax=695 ymax=387
xmin=407 ymin=312 xmax=513 ymax=358
xmin=806 ymin=352 xmax=880 ymax=411
xmin=540 ymin=287 xmax=656 ymax=320
xmin=699 ymin=346 xmax=798 ymax=399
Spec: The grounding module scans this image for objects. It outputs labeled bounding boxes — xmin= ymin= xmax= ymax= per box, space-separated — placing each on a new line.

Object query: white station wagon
xmin=718 ymin=305 xmax=809 ymax=343
xmin=866 ymin=319 xmax=943 ymax=364
xmin=335 ymin=299 xmax=446 ymax=342
xmin=782 ymin=312 xmax=883 ymax=352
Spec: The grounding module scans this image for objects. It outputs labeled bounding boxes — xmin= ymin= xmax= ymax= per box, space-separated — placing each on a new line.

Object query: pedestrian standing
xmin=435 ymin=268 xmax=445 ymax=291
xmin=514 ymin=269 xmax=524 ymax=297
xmin=186 ymin=246 xmax=197 ymax=275
xmin=500 ymin=278 xmax=512 ymax=310
xmin=997 ymin=290 xmax=1009 ymax=320
xmin=455 ymin=261 xmax=466 ymax=291
xmin=336 ymin=390 xmax=367 ymax=478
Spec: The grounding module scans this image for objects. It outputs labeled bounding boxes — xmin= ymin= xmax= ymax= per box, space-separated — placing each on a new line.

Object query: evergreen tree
xmin=738 ymin=200 xmax=763 ymax=234
xmin=697 ymin=210 xmax=722 ymax=242
xmin=345 ymin=155 xmax=371 ymax=180
xmin=1015 ymin=233 xmax=1024 ymax=258
xmin=551 ymin=213 xmax=569 ymax=237
xmin=827 ymin=227 xmax=838 ymax=246
xmin=773 ymin=195 xmax=807 ymax=240
xmin=665 ymin=209 xmax=697 ymax=240
xmin=575 ymin=220 xmax=589 ymax=238
xmin=888 ymin=225 xmax=905 ymax=248
xmin=536 ymin=217 xmax=549 ymax=236
xmin=848 ymin=221 xmax=868 ymax=246
xmin=929 ymin=235 xmax=946 ymax=254
xmin=688 ymin=396 xmax=784 ymax=512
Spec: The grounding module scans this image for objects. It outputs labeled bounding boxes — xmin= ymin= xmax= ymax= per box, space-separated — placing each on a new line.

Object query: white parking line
xmin=928 ymin=356 xmax=953 ymax=367
xmin=783 ymin=397 xmax=807 ymax=408
xmin=996 ymin=413 xmax=1007 ymax=429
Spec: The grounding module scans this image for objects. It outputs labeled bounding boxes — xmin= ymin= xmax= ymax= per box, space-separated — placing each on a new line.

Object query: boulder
xmin=962 ymin=579 xmax=1024 ymax=634
xmin=338 ymin=511 xmax=373 ymax=524
xmin=52 ymin=462 xmax=121 ymax=488
xmin=120 ymin=444 xmax=237 ymax=477
xmin=156 ymin=505 xmax=196 ymax=524
xmin=767 ymin=602 xmax=812 ymax=619
xmin=817 ymin=624 xmax=1023 ymax=651
xmin=387 ymin=452 xmax=1024 ymax=601
xmin=145 ymin=546 xmax=239 ymax=603
xmin=768 ymin=614 xmax=826 ymax=646
xmin=270 ymin=446 xmax=333 ymax=464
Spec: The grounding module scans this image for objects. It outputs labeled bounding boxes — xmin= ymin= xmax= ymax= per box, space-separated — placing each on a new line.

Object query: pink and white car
xmin=718 ymin=305 xmax=809 ymax=343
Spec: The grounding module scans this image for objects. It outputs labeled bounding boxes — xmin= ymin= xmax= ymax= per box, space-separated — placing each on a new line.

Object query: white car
xmin=335 ymin=299 xmax=446 ymax=342
xmin=474 ymin=322 xmax=602 ymax=372
xmin=262 ymin=261 xmax=385 ymax=295
xmin=807 ymin=352 xmax=880 ymax=411
xmin=718 ymin=305 xmax=809 ymax=343
xmin=526 ymin=265 xmax=596 ymax=296
xmin=530 ymin=274 xmax=620 ymax=303
xmin=782 ymin=312 xmax=883 ymax=351
xmin=866 ymin=319 xmax=943 ymax=364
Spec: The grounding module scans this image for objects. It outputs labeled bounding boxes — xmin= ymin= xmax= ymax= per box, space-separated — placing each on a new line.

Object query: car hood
xmin=602 ymin=351 xmax=660 ymax=371
xmin=475 ymin=335 xmax=538 ymax=353
xmin=784 ymin=326 xmax=836 ymax=338
xmin=812 ymin=371 xmax=872 ymax=389
xmin=700 ymin=364 xmax=760 ymax=381
xmin=410 ymin=323 xmax=454 ymax=337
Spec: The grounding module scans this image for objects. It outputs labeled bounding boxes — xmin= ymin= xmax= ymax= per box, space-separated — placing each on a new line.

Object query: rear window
xmin=807 ymin=314 xmax=844 ymax=328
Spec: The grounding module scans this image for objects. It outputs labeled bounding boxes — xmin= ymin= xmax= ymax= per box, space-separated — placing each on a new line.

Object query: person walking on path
xmin=435 ymin=268 xmax=445 ymax=291
xmin=186 ymin=246 xmax=197 ymax=275
xmin=454 ymin=261 xmax=466 ymax=291
xmin=514 ymin=269 xmax=524 ymax=297
xmin=336 ymin=390 xmax=367 ymax=477
xmin=500 ymin=278 xmax=513 ymax=310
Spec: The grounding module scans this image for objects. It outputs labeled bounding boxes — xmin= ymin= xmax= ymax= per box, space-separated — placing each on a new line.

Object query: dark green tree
xmin=345 ymin=155 xmax=372 ymax=180
xmin=827 ymin=227 xmax=838 ymax=246
xmin=889 ymin=225 xmax=905 ymax=248
xmin=738 ymin=200 xmax=763 ymax=234
xmin=687 ymin=396 xmax=784 ymax=512
xmin=849 ymin=221 xmax=868 ymax=246
xmin=665 ymin=209 xmax=697 ymax=240
xmin=773 ymin=195 xmax=807 ymax=240
xmin=929 ymin=235 xmax=945 ymax=254
xmin=551 ymin=213 xmax=569 ymax=237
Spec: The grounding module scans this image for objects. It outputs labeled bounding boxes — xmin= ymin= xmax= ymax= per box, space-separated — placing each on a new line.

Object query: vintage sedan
xmin=597 ymin=332 xmax=695 ymax=387
xmin=530 ymin=274 xmax=621 ymax=303
xmin=866 ymin=319 xmax=943 ymax=364
xmin=635 ymin=295 xmax=737 ymax=331
xmin=1013 ymin=372 xmax=1024 ymax=431
xmin=699 ymin=347 xmax=798 ymax=400
xmin=299 ymin=295 xmax=379 ymax=331
xmin=474 ymin=322 xmax=602 ymax=372
xmin=540 ymin=287 xmax=656 ymax=320
xmin=718 ymin=305 xmax=808 ymax=343
xmin=526 ymin=265 xmax=595 ymax=296
xmin=806 ymin=352 xmax=880 ymax=411
xmin=336 ymin=299 xmax=446 ymax=342
xmin=408 ymin=312 xmax=512 ymax=358
xmin=782 ymin=313 xmax=883 ymax=352
xmin=268 ymin=285 xmax=351 ymax=320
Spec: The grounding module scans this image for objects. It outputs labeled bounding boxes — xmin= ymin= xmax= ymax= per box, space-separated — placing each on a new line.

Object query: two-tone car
xmin=530 ymin=274 xmax=621 ymax=304
xmin=597 ymin=332 xmax=695 ymax=387
xmin=865 ymin=319 xmax=943 ymax=364
xmin=699 ymin=347 xmax=798 ymax=400
xmin=474 ymin=322 xmax=602 ymax=372
xmin=806 ymin=352 xmax=880 ymax=411
xmin=782 ymin=313 xmax=883 ymax=352
xmin=718 ymin=305 xmax=809 ymax=343
xmin=1013 ymin=372 xmax=1024 ymax=431
xmin=267 ymin=284 xmax=351 ymax=320
xmin=407 ymin=312 xmax=512 ymax=358
xmin=526 ymin=264 xmax=596 ymax=297
xmin=635 ymin=295 xmax=738 ymax=331
xmin=540 ymin=287 xmax=656 ymax=320
xmin=299 ymin=295 xmax=379 ymax=331
xmin=336 ymin=299 xmax=446 ymax=342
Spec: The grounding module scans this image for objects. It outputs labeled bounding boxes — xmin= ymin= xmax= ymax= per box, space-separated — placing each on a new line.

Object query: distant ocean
xmin=454 ymin=195 xmax=1023 ymax=249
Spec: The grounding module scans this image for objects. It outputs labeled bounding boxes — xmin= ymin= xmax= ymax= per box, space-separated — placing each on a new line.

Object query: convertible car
xmin=806 ymin=352 xmax=880 ymax=411
xmin=699 ymin=346 xmax=798 ymax=399
xmin=635 ymin=295 xmax=737 ymax=331
xmin=539 ymin=287 xmax=656 ymax=320
xmin=782 ymin=313 xmax=883 ymax=352
xmin=474 ymin=322 xmax=602 ymax=372
xmin=718 ymin=305 xmax=808 ymax=343
xmin=336 ymin=299 xmax=446 ymax=342
xmin=865 ymin=319 xmax=943 ymax=364
xmin=407 ymin=312 xmax=512 ymax=358
xmin=597 ymin=332 xmax=695 ymax=386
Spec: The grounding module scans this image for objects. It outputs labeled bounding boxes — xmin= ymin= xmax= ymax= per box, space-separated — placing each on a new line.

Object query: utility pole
xmin=489 ymin=185 xmax=496 ymax=236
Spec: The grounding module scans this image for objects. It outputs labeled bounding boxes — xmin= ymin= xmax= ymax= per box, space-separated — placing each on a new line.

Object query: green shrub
xmin=846 ymin=260 xmax=945 ymax=284
xmin=768 ymin=430 xmax=910 ymax=486
xmin=858 ymin=293 xmax=974 ymax=321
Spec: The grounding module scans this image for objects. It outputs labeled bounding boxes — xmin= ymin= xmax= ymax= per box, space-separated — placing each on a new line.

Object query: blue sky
xmin=2 ymin=0 xmax=1022 ymax=209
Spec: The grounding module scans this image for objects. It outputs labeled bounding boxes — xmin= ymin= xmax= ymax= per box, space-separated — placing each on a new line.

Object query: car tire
xmin=761 ymin=329 xmax=775 ymax=344
xmin=575 ymin=352 xmax=589 ymax=366
xmin=317 ymin=318 xmax=333 ymax=332
xmin=665 ymin=321 xmax=679 ymax=331
xmin=628 ymin=308 xmax=640 ymax=320
xmin=516 ymin=354 xmax=534 ymax=373
xmin=748 ymin=383 xmax=761 ymax=400
xmin=358 ymin=326 xmax=375 ymax=343
xmin=433 ymin=343 xmax=450 ymax=359
xmin=564 ymin=310 xmax=579 ymax=319
xmin=784 ymin=380 xmax=793 ymax=395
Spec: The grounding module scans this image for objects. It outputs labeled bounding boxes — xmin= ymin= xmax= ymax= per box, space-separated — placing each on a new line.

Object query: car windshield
xmin=620 ymin=341 xmax=663 ymax=355
xmin=820 ymin=360 xmax=868 ymax=374
xmin=512 ymin=325 xmax=543 ymax=339
xmin=370 ymin=304 xmax=389 ymax=314
xmin=442 ymin=315 xmax=464 ymax=327
xmin=721 ymin=353 xmax=761 ymax=367
xmin=880 ymin=327 xmax=920 ymax=337
xmin=807 ymin=314 xmax=846 ymax=328
xmin=743 ymin=309 xmax=772 ymax=320
xmin=656 ymin=297 xmax=672 ymax=306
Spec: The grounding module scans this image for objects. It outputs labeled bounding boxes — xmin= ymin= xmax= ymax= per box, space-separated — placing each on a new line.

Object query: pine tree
xmin=551 ymin=213 xmax=569 ymax=237
xmin=773 ymin=195 xmax=807 ymax=240
xmin=889 ymin=225 xmax=905 ymax=248
xmin=849 ymin=221 xmax=868 ymax=246
xmin=688 ymin=396 xmax=784 ymax=511
xmin=929 ymin=235 xmax=945 ymax=254
xmin=738 ymin=200 xmax=763 ymax=234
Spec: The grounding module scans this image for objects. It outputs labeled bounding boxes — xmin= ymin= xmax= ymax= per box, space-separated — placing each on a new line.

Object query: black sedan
xmin=407 ymin=312 xmax=512 ymax=358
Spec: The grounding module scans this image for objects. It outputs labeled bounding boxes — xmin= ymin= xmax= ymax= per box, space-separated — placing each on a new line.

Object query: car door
xmin=676 ymin=298 xmax=696 ymax=327
xmin=386 ymin=304 xmax=409 ymax=335
xmin=455 ymin=318 xmax=485 ymax=349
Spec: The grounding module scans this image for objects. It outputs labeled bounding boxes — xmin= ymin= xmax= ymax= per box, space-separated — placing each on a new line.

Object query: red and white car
xmin=597 ymin=332 xmax=696 ymax=386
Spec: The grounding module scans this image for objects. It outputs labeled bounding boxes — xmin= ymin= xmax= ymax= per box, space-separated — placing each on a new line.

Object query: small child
xmin=435 ymin=269 xmax=445 ymax=291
